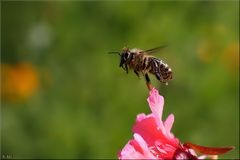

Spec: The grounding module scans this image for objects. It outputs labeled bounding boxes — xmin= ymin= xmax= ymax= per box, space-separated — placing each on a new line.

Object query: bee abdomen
xmin=151 ymin=58 xmax=172 ymax=82
xmin=142 ymin=57 xmax=151 ymax=71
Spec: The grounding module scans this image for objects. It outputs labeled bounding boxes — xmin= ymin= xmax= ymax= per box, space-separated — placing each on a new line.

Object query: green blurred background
xmin=1 ymin=1 xmax=239 ymax=159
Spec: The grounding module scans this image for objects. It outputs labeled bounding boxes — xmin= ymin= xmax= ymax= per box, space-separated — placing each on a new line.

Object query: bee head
xmin=108 ymin=47 xmax=131 ymax=68
xmin=119 ymin=48 xmax=131 ymax=67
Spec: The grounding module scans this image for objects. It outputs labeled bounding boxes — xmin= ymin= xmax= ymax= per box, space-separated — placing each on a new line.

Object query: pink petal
xmin=133 ymin=113 xmax=175 ymax=147
xmin=118 ymin=141 xmax=144 ymax=159
xmin=147 ymin=88 xmax=166 ymax=134
xmin=133 ymin=133 xmax=156 ymax=159
xmin=118 ymin=134 xmax=156 ymax=159
xmin=164 ymin=114 xmax=175 ymax=139
xmin=136 ymin=113 xmax=148 ymax=122
xmin=133 ymin=134 xmax=148 ymax=153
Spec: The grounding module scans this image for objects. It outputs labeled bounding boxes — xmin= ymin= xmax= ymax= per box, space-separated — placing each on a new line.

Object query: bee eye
xmin=124 ymin=53 xmax=129 ymax=59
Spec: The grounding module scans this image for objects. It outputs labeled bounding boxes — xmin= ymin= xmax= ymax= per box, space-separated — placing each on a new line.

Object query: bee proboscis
xmin=109 ymin=46 xmax=173 ymax=87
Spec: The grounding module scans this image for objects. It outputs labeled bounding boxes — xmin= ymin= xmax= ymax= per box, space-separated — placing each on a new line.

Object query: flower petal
xmin=164 ymin=114 xmax=174 ymax=132
xmin=136 ymin=113 xmax=148 ymax=122
xmin=118 ymin=134 xmax=156 ymax=159
xmin=133 ymin=113 xmax=179 ymax=149
xmin=133 ymin=114 xmax=163 ymax=146
xmin=133 ymin=133 xmax=156 ymax=159
xmin=147 ymin=88 xmax=165 ymax=133
xmin=118 ymin=141 xmax=144 ymax=159
xmin=164 ymin=114 xmax=175 ymax=139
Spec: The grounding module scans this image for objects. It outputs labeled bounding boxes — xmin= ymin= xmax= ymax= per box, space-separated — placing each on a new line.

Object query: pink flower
xmin=118 ymin=88 xmax=234 ymax=159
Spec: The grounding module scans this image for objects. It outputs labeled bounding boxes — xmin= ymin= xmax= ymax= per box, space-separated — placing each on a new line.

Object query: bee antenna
xmin=108 ymin=52 xmax=120 ymax=56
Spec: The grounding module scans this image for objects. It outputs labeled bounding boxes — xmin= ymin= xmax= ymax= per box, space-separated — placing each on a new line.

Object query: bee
xmin=109 ymin=46 xmax=172 ymax=86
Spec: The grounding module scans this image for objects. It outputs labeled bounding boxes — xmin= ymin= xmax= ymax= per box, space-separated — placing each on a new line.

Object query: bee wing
xmin=140 ymin=45 xmax=168 ymax=54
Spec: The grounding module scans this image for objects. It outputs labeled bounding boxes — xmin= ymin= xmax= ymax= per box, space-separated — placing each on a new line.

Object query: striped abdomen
xmin=130 ymin=54 xmax=172 ymax=83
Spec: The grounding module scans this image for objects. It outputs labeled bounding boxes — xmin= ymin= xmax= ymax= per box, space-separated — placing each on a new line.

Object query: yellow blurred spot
xmin=1 ymin=63 xmax=39 ymax=103
xmin=197 ymin=40 xmax=214 ymax=63
xmin=221 ymin=42 xmax=239 ymax=72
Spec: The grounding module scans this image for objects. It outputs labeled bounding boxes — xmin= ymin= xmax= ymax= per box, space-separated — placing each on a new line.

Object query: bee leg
xmin=134 ymin=70 xmax=140 ymax=79
xmin=125 ymin=64 xmax=128 ymax=74
xmin=145 ymin=74 xmax=151 ymax=83
xmin=145 ymin=74 xmax=153 ymax=90
xmin=155 ymin=72 xmax=161 ymax=81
